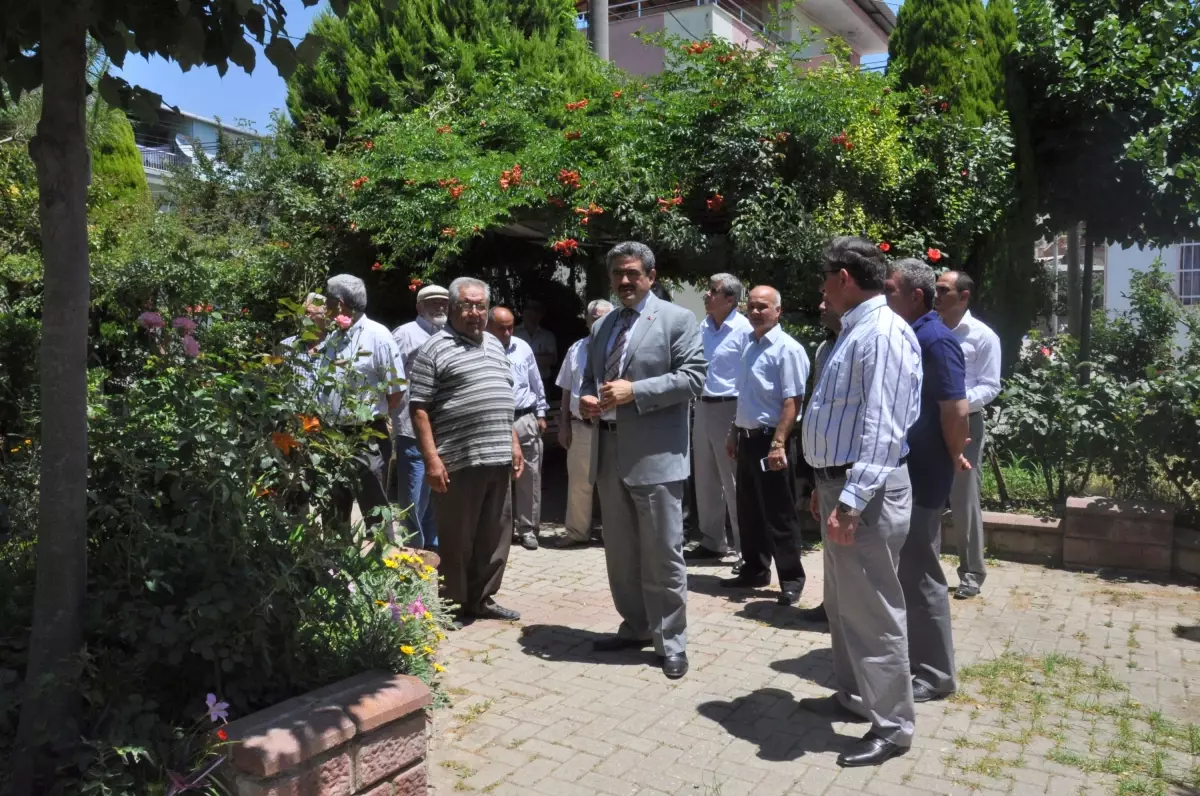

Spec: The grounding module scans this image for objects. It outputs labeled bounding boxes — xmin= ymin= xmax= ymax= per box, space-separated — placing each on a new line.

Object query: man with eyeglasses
xmin=800 ymin=237 xmax=922 ymax=767
xmin=408 ymin=277 xmax=526 ymax=627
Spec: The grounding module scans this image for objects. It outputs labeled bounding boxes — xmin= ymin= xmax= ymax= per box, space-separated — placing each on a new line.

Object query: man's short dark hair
xmin=823 ymin=236 xmax=887 ymax=291
xmin=952 ymin=271 xmax=976 ymax=298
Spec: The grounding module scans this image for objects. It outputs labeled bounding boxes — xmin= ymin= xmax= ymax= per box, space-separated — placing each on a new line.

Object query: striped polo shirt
xmin=408 ymin=327 xmax=515 ymax=473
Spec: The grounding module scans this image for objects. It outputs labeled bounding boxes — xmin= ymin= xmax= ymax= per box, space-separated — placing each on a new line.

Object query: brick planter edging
xmin=1063 ymin=496 xmax=1175 ymax=573
xmin=221 ymin=671 xmax=431 ymax=796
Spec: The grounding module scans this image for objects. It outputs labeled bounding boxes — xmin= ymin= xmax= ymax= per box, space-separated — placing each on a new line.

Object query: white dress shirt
xmin=555 ymin=337 xmax=589 ymax=420
xmin=601 ymin=293 xmax=650 ymax=421
xmin=801 ymin=295 xmax=922 ymax=511
xmin=504 ymin=335 xmax=548 ymax=417
xmin=318 ymin=314 xmax=406 ymax=424
xmin=701 ymin=310 xmax=753 ymax=397
xmin=390 ymin=316 xmax=440 ymax=437
xmin=945 ymin=309 xmax=1002 ymax=412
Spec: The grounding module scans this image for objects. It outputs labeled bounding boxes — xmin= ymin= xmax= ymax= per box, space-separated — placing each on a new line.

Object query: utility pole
xmin=589 ymin=0 xmax=610 ymax=61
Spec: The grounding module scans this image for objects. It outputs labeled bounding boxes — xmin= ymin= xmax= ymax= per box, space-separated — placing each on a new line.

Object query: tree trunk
xmin=1078 ymin=221 xmax=1095 ymax=384
xmin=1066 ymin=223 xmax=1081 ymax=335
xmin=11 ymin=1 xmax=92 ymax=792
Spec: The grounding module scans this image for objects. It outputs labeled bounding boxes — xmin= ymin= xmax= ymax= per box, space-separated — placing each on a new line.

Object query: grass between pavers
xmin=943 ymin=651 xmax=1199 ymax=795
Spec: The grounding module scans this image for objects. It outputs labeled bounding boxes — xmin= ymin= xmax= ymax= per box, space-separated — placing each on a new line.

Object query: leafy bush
xmin=0 ymin=312 xmax=453 ymax=795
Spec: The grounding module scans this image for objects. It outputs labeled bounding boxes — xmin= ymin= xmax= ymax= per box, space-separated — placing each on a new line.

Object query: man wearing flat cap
xmin=391 ymin=284 xmax=450 ymax=551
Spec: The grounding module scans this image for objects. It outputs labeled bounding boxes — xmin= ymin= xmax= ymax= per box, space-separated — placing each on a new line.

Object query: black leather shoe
xmin=592 ymin=636 xmax=651 ymax=652
xmin=519 ymin=532 xmax=539 ymax=551
xmin=777 ymin=589 xmax=800 ymax=606
xmin=720 ymin=572 xmax=770 ymax=588
xmin=912 ymin=680 xmax=947 ymax=703
xmin=662 ymin=653 xmax=689 ymax=679
xmin=797 ymin=604 xmax=828 ymax=623
xmin=685 ymin=545 xmax=726 ymax=560
xmin=474 ymin=601 xmax=520 ymax=621
xmin=730 ymin=558 xmax=744 ymax=576
xmin=555 ymin=535 xmax=589 ymax=549
xmin=837 ymin=732 xmax=908 ymax=767
xmin=797 ymin=696 xmax=868 ymax=723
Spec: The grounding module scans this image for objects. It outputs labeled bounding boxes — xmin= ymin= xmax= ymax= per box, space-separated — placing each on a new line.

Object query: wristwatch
xmin=836 ymin=501 xmax=861 ymax=518
xmin=769 ymin=439 xmax=785 ymax=450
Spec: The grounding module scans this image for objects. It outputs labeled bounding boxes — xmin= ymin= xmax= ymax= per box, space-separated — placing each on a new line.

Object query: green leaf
xmin=229 ymin=36 xmax=256 ymax=72
xmin=295 ymin=33 xmax=326 ymax=67
xmin=264 ymin=38 xmax=299 ymax=80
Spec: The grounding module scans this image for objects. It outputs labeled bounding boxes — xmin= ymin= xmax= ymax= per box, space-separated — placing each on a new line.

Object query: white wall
xmin=1104 ymin=242 xmax=1192 ymax=351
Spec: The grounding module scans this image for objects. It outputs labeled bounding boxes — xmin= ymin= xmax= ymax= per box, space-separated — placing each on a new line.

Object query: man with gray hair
xmin=579 ymin=242 xmax=705 ymax=680
xmin=722 ymin=285 xmax=810 ymax=606
xmin=322 ymin=274 xmax=407 ymax=530
xmin=886 ymin=259 xmax=969 ymax=704
xmin=389 ymin=284 xmax=451 ymax=551
xmin=408 ymin=277 xmax=525 ymax=625
xmin=554 ymin=298 xmax=613 ymax=548
xmin=686 ymin=273 xmax=752 ymax=568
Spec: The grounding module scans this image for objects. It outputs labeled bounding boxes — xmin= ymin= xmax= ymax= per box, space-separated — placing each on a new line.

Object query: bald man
xmin=723 ymin=286 xmax=811 ymax=606
xmin=489 ymin=306 xmax=549 ymax=550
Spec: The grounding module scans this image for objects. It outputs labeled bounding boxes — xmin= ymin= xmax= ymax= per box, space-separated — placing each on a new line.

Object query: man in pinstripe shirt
xmin=799 ymin=236 xmax=922 ymax=768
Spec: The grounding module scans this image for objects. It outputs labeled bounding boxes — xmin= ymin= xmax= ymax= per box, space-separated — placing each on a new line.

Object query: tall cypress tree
xmin=888 ymin=0 xmax=1003 ymax=125
xmin=287 ymin=0 xmax=603 ymax=134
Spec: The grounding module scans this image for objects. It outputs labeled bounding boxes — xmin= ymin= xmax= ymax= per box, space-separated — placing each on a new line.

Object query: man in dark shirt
xmin=884 ymin=259 xmax=970 ymax=704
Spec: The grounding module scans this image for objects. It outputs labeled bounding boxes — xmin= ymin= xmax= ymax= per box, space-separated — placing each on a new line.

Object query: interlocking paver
xmin=427 ymin=521 xmax=1200 ymax=795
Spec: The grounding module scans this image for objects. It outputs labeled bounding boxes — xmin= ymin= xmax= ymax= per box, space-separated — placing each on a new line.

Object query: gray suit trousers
xmin=900 ymin=504 xmax=956 ymax=695
xmin=949 ymin=412 xmax=987 ymax=589
xmin=509 ymin=413 xmax=543 ymax=537
xmin=816 ymin=467 xmax=915 ymax=747
xmin=597 ymin=428 xmax=688 ymax=656
xmin=692 ymin=399 xmax=740 ymax=555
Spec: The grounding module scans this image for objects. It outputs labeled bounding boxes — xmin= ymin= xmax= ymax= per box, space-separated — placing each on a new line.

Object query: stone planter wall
xmin=221 ymin=671 xmax=431 ymax=796
xmin=941 ymin=511 xmax=1063 ymax=566
xmin=1174 ymin=527 xmax=1200 ymax=579
xmin=1063 ymin=496 xmax=1175 ymax=573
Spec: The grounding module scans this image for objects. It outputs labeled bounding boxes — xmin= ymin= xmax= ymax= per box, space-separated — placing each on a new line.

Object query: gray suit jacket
xmin=581 ymin=292 xmax=705 ymax=486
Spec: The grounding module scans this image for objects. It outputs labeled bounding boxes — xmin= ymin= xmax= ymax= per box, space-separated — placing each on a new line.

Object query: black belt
xmin=701 ymin=395 xmax=737 ymax=403
xmin=814 ymin=456 xmax=906 ymax=480
xmin=514 ymin=406 xmax=537 ymax=420
xmin=735 ymin=426 xmax=776 ymax=440
xmin=598 ymin=420 xmax=618 ymax=432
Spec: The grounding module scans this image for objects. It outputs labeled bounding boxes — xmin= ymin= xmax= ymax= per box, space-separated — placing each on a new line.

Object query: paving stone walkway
xmin=427 ymin=526 xmax=1200 ymax=796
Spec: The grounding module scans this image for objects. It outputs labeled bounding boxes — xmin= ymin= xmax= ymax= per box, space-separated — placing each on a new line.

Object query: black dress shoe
xmin=474 ymin=601 xmax=520 ymax=621
xmin=954 ymin=583 xmax=980 ymax=599
xmin=554 ymin=535 xmax=589 ymax=549
xmin=519 ymin=532 xmax=539 ymax=551
xmin=837 ymin=732 xmax=908 ymax=767
xmin=720 ymin=572 xmax=771 ymax=588
xmin=730 ymin=558 xmax=744 ymax=576
xmin=797 ymin=604 xmax=828 ymax=623
xmin=911 ymin=680 xmax=948 ymax=703
xmin=777 ymin=589 xmax=800 ymax=606
xmin=797 ymin=696 xmax=869 ymax=722
xmin=662 ymin=653 xmax=689 ymax=679
xmin=685 ymin=545 xmax=726 ymax=561
xmin=592 ymin=635 xmax=651 ymax=652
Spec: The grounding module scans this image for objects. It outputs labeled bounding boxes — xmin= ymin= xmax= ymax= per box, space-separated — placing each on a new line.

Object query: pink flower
xmin=205 ymin=693 xmax=229 ymax=723
xmin=407 ymin=598 xmax=426 ymax=617
xmin=138 ymin=311 xmax=165 ymax=330
xmin=1040 ymin=346 xmax=1052 ymax=357
xmin=181 ymin=335 xmax=200 ymax=358
xmin=172 ymin=316 xmax=197 ymax=333
xmin=334 ymin=315 xmax=353 ymax=330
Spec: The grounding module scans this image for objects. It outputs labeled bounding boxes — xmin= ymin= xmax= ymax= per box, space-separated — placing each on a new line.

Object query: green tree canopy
xmin=286 ymin=0 xmax=605 ymax=136
xmin=888 ymin=0 xmax=1004 ymax=124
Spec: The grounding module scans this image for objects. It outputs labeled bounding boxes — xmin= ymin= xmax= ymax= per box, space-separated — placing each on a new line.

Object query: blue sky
xmin=113 ymin=0 xmax=328 ymax=135
xmin=114 ymin=1 xmax=891 ymax=134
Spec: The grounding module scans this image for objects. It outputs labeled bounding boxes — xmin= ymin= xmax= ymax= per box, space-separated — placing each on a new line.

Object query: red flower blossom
xmin=557 ymin=169 xmax=582 ymax=190
xmin=565 ymin=99 xmax=590 ymax=111
xmin=217 ymin=728 xmax=228 ymax=741
xmin=927 ymin=248 xmax=943 ymax=263
xmin=350 ymin=176 xmax=368 ymax=190
xmin=371 ymin=262 xmax=383 ymax=271
xmin=961 ymin=169 xmax=969 ymax=177
xmin=552 ymin=238 xmax=580 ymax=256
xmin=939 ymin=102 xmax=949 ymax=111
xmin=271 ymin=432 xmax=299 ymax=456
xmin=682 ymin=41 xmax=713 ymax=55
xmin=436 ymin=125 xmax=452 ymax=134
xmin=657 ymin=194 xmax=683 ymax=212
xmin=410 ymin=278 xmax=423 ymax=288
xmin=548 ymin=197 xmax=566 ymax=208
xmin=775 ymin=131 xmax=791 ymax=143
xmin=612 ymin=90 xmax=623 ymax=99
xmin=870 ymin=106 xmax=881 ymax=116
xmin=878 ymin=242 xmax=891 ymax=253
xmin=706 ymin=193 xmax=724 ymax=211
xmin=363 ymin=140 xmax=374 ymax=150
xmin=349 ymin=222 xmax=358 ymax=231
xmin=1040 ymin=346 xmax=1052 ymax=357
xmin=441 ymin=227 xmax=457 ymax=238
xmin=564 ymin=130 xmax=581 ymax=141
xmin=499 ymin=164 xmax=523 ymax=191
xmin=716 ymin=54 xmax=733 ymax=64
xmin=449 ymin=185 xmax=465 ymax=199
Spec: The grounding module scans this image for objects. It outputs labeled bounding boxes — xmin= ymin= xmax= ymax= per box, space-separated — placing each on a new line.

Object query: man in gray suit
xmin=580 ymin=241 xmax=705 ymax=680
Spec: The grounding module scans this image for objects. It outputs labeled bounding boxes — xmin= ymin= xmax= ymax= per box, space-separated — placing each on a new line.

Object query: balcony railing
xmin=139 ymin=147 xmax=191 ymax=172
xmin=578 ymin=0 xmax=772 ymax=35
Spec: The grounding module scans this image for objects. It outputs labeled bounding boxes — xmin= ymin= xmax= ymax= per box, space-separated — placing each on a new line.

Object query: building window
xmin=1181 ymin=243 xmax=1200 ymax=305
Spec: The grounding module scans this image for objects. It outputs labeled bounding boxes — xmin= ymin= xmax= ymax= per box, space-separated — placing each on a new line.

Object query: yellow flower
xmin=374 ymin=600 xmax=387 ymax=607
xmin=419 ymin=573 xmax=429 ymax=581
xmin=423 ymin=565 xmax=435 ymax=574
xmin=383 ymin=557 xmax=399 ymax=569
xmin=8 ymin=447 xmax=18 ymax=454
xmin=423 ymin=611 xmax=432 ymax=620
xmin=423 ymin=645 xmax=434 ymax=654
xmin=23 ymin=439 xmax=31 ymax=446
xmin=436 ymin=632 xmax=447 ymax=641
xmin=8 ymin=185 xmax=18 ymax=196
xmin=400 ymin=645 xmax=415 ymax=655
xmin=434 ymin=663 xmax=446 ymax=673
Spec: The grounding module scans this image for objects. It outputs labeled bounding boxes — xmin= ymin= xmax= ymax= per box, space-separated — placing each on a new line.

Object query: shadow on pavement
xmin=769 ymin=648 xmax=838 ymax=688
xmin=516 ymin=623 xmax=654 ymax=667
xmin=686 ymin=572 xmax=771 ymax=602
xmin=1174 ymin=624 xmax=1200 ymax=643
xmin=732 ymin=599 xmax=829 ymax=633
xmin=696 ymin=688 xmax=847 ymax=761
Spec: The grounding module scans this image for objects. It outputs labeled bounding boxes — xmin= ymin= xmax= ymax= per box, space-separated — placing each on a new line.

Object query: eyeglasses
xmin=457 ymin=302 xmax=488 ymax=314
xmin=822 ymin=268 xmax=840 ymax=280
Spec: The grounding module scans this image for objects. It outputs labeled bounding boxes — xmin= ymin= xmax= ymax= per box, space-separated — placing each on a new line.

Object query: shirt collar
xmin=911 ymin=310 xmax=939 ymax=332
xmin=619 ymin=292 xmax=651 ymax=316
xmin=753 ymin=323 xmax=782 ymax=345
xmin=447 ymin=325 xmax=484 ymax=347
xmin=704 ymin=309 xmax=741 ymax=331
xmin=944 ymin=308 xmax=973 ymax=333
xmin=416 ymin=316 xmax=440 ymax=334
xmin=840 ymin=295 xmax=886 ymax=331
